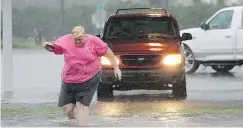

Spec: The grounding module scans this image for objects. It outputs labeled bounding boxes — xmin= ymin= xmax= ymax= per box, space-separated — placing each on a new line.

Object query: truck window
xmin=104 ymin=17 xmax=177 ymax=40
xmin=208 ymin=10 xmax=234 ymax=30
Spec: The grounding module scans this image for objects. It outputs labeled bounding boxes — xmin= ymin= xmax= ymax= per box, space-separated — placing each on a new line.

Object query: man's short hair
xmin=72 ymin=26 xmax=85 ymax=38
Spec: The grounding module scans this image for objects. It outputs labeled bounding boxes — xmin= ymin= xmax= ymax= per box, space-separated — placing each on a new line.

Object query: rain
xmin=1 ymin=0 xmax=243 ymax=127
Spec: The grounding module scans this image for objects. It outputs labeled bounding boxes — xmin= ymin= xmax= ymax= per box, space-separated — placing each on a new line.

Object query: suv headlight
xmin=101 ymin=56 xmax=119 ymax=66
xmin=163 ymin=54 xmax=182 ymax=66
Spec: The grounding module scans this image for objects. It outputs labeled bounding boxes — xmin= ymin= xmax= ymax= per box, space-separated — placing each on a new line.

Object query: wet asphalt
xmin=1 ymin=49 xmax=243 ymax=127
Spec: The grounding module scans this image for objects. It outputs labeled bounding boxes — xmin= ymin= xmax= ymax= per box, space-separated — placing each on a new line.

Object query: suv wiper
xmin=134 ymin=34 xmax=149 ymax=39
xmin=148 ymin=33 xmax=177 ymax=40
xmin=106 ymin=36 xmax=119 ymax=40
xmin=106 ymin=35 xmax=135 ymax=40
xmin=133 ymin=34 xmax=176 ymax=40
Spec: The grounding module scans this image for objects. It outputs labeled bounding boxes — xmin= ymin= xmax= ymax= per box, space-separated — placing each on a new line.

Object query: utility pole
xmin=0 ymin=0 xmax=3 ymax=45
xmin=162 ymin=0 xmax=169 ymax=8
xmin=60 ymin=0 xmax=65 ymax=35
xmin=0 ymin=0 xmax=3 ymax=88
xmin=150 ymin=0 xmax=169 ymax=8
xmin=2 ymin=0 xmax=13 ymax=91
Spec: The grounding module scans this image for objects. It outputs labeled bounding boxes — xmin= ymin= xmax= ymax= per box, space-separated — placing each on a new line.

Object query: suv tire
xmin=97 ymin=83 xmax=113 ymax=100
xmin=172 ymin=76 xmax=187 ymax=99
xmin=184 ymin=45 xmax=199 ymax=74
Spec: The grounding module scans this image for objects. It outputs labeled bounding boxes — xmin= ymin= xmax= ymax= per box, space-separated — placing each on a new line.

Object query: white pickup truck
xmin=181 ymin=6 xmax=243 ymax=74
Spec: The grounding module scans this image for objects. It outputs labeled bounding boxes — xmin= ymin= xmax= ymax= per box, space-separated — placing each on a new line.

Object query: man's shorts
xmin=58 ymin=71 xmax=101 ymax=107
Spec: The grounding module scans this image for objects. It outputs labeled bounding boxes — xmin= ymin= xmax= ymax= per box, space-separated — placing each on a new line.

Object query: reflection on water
xmin=96 ymin=96 xmax=187 ymax=117
xmin=188 ymin=72 xmax=236 ymax=78
xmin=210 ymin=72 xmax=235 ymax=77
xmin=94 ymin=94 xmax=211 ymax=127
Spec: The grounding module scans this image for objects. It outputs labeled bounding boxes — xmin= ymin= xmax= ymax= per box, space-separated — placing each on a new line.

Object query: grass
xmin=13 ymin=38 xmax=43 ymax=49
xmin=177 ymin=108 xmax=243 ymax=115
xmin=2 ymin=107 xmax=243 ymax=116
xmin=1 ymin=37 xmax=43 ymax=49
xmin=1 ymin=107 xmax=62 ymax=116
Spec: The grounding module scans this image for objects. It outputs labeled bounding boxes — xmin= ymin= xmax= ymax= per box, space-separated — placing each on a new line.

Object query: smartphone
xmin=46 ymin=44 xmax=54 ymax=49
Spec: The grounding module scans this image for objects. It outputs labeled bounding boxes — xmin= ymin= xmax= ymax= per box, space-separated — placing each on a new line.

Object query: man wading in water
xmin=43 ymin=26 xmax=122 ymax=126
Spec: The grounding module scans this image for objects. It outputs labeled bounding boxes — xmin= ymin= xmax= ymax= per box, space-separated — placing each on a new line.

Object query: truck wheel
xmin=184 ymin=45 xmax=199 ymax=74
xmin=211 ymin=65 xmax=235 ymax=72
xmin=172 ymin=76 xmax=187 ymax=99
xmin=97 ymin=83 xmax=113 ymax=101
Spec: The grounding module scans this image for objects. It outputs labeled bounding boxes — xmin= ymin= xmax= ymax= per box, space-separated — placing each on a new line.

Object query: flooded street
xmin=1 ymin=49 xmax=243 ymax=127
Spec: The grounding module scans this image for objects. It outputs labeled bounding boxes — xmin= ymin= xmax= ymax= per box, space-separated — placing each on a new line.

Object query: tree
xmin=12 ymin=1 xmax=228 ymax=44
xmin=216 ymin=0 xmax=226 ymax=7
xmin=193 ymin=0 xmax=202 ymax=4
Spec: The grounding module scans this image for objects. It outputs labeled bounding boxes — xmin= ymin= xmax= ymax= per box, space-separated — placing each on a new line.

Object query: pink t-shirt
xmin=52 ymin=34 xmax=108 ymax=83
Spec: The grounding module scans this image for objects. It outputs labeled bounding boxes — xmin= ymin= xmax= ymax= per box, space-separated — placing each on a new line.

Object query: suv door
xmin=235 ymin=9 xmax=243 ymax=60
xmin=196 ymin=10 xmax=235 ymax=60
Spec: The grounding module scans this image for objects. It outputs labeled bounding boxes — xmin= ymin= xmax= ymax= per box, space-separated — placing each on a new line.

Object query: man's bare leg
xmin=63 ymin=103 xmax=76 ymax=119
xmin=74 ymin=102 xmax=90 ymax=126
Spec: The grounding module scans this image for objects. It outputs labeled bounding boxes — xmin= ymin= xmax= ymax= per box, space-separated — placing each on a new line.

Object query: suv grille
xmin=120 ymin=55 xmax=162 ymax=66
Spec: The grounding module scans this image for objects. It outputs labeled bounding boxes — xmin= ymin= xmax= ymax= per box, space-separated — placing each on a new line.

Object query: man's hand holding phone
xmin=43 ymin=42 xmax=54 ymax=52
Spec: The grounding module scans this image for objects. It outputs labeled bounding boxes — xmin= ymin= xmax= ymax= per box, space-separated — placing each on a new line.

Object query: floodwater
xmin=1 ymin=49 xmax=243 ymax=127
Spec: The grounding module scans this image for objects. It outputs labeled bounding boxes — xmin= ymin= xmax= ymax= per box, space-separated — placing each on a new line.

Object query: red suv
xmin=97 ymin=8 xmax=192 ymax=100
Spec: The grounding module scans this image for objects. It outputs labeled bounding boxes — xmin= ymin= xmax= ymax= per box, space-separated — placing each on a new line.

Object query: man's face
xmin=73 ymin=35 xmax=86 ymax=47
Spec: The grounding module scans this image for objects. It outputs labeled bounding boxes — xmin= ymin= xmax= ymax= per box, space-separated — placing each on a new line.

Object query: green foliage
xmin=12 ymin=37 xmax=42 ymax=49
xmin=13 ymin=6 xmax=60 ymax=41
xmin=169 ymin=3 xmax=226 ymax=29
xmin=63 ymin=5 xmax=97 ymax=35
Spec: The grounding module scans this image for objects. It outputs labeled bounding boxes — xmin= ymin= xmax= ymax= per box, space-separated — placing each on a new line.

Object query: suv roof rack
xmin=116 ymin=8 xmax=167 ymax=14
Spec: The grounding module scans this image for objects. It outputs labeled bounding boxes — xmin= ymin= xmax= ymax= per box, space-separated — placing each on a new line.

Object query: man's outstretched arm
xmin=43 ymin=41 xmax=63 ymax=54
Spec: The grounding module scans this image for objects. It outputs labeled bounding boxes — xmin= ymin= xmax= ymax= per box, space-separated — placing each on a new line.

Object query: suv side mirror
xmin=181 ymin=33 xmax=192 ymax=41
xmin=200 ymin=22 xmax=209 ymax=30
xmin=96 ymin=35 xmax=101 ymax=38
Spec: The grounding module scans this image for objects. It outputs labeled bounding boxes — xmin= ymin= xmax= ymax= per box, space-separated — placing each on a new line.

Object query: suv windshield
xmin=104 ymin=17 xmax=177 ymax=40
